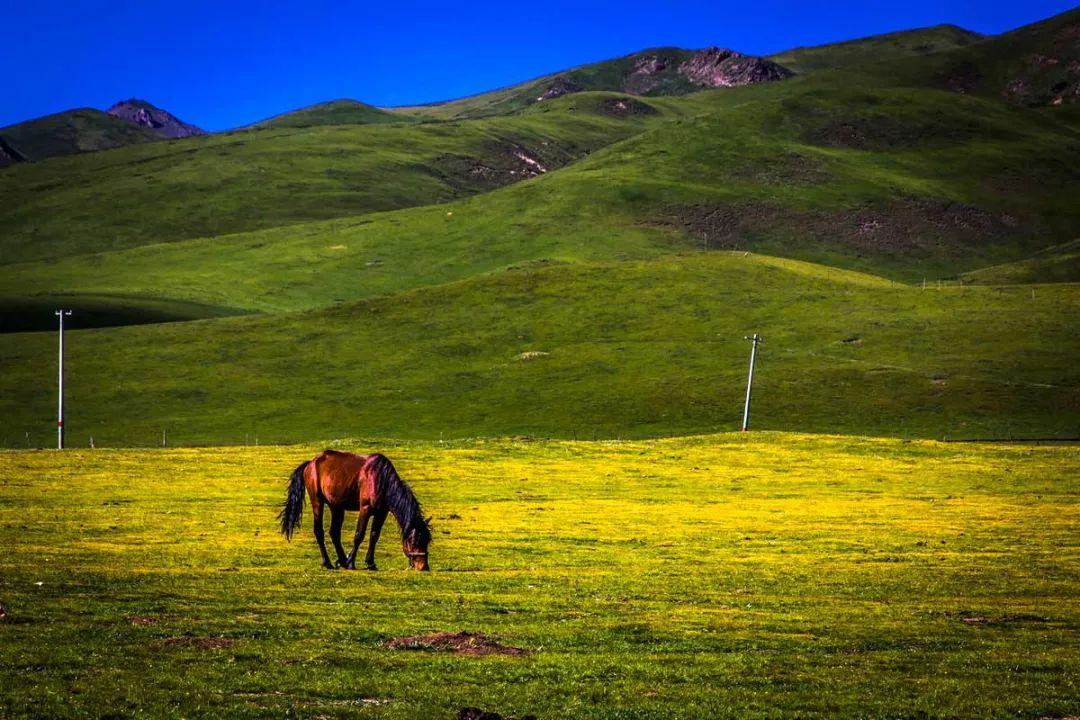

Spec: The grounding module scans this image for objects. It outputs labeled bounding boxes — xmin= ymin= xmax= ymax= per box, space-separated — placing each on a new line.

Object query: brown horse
xmin=278 ymin=450 xmax=431 ymax=570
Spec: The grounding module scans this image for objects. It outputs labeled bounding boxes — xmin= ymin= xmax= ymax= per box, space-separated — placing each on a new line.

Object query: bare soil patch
xmin=383 ymin=631 xmax=526 ymax=656
xmin=959 ymin=613 xmax=1048 ymax=626
xmin=597 ymin=97 xmax=657 ymax=117
xmin=729 ymin=151 xmax=827 ymax=185
xmin=460 ymin=708 xmax=537 ymax=720
xmin=430 ymin=142 xmax=559 ymax=194
xmin=162 ymin=636 xmax=237 ymax=650
xmin=653 ymin=197 xmax=1020 ymax=255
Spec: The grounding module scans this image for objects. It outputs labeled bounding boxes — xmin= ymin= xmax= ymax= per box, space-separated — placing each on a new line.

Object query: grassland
xmin=1 ymin=253 xmax=1076 ymax=448
xmin=0 ymin=94 xmax=686 ymax=263
xmin=0 ymin=434 xmax=1076 ymax=719
xmin=3 ymin=75 xmax=1077 ymax=308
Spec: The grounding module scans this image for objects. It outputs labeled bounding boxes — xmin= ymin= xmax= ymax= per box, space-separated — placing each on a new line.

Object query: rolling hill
xmin=0 ymin=93 xmax=693 ymax=264
xmin=0 ymin=108 xmax=162 ymax=162
xmin=0 ymin=8 xmax=1077 ymax=447
xmin=1 ymin=252 xmax=1075 ymax=447
xmin=253 ymin=99 xmax=415 ymax=128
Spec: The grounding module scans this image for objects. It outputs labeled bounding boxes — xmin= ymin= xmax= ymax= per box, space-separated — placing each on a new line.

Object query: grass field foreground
xmin=1 ymin=433 xmax=1077 ymax=718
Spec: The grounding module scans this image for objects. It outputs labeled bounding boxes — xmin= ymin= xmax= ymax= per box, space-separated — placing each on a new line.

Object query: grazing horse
xmin=278 ymin=450 xmax=431 ymax=570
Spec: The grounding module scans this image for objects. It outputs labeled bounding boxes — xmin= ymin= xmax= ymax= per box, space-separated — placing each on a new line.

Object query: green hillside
xmin=253 ymin=98 xmax=414 ymax=128
xmin=932 ymin=6 xmax=1080 ymax=105
xmin=962 ymin=239 xmax=1080 ymax=284
xmin=3 ymin=76 xmax=1077 ymax=313
xmin=770 ymin=25 xmax=984 ymax=74
xmin=0 ymin=94 xmax=683 ymax=263
xmin=1 ymin=252 xmax=1076 ymax=447
xmin=0 ymin=108 xmax=162 ymax=162
xmin=0 ymin=8 xmax=1078 ymax=448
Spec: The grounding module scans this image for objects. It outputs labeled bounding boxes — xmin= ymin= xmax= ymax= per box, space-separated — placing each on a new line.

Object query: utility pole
xmin=742 ymin=333 xmax=761 ymax=432
xmin=56 ymin=310 xmax=72 ymax=449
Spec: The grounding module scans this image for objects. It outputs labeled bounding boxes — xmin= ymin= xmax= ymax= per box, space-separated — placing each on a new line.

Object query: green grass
xmin=0 ymin=95 xmax=680 ymax=263
xmin=2 ymin=16 xmax=1078 ymax=717
xmin=0 ymin=434 xmax=1076 ymax=718
xmin=769 ymin=24 xmax=984 ymax=75
xmin=963 ymin=239 xmax=1080 ymax=285
xmin=1 ymin=10 xmax=1078 ymax=449
xmin=1 ymin=253 xmax=1076 ymax=447
xmin=4 ymin=76 xmax=1078 ymax=323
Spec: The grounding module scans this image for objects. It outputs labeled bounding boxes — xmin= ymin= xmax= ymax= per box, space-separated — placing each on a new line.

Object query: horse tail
xmin=278 ymin=460 xmax=309 ymax=540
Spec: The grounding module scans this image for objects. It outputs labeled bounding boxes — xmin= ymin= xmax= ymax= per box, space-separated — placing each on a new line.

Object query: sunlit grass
xmin=1 ymin=433 xmax=1076 ymax=718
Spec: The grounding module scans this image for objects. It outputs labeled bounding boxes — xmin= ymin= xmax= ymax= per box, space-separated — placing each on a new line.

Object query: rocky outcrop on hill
xmin=679 ymin=47 xmax=793 ymax=87
xmin=538 ymin=77 xmax=583 ymax=101
xmin=106 ymin=99 xmax=205 ymax=138
xmin=1004 ymin=55 xmax=1080 ymax=106
xmin=536 ymin=47 xmax=792 ymax=103
xmin=1000 ymin=15 xmax=1080 ymax=106
xmin=0 ymin=136 xmax=25 ymax=167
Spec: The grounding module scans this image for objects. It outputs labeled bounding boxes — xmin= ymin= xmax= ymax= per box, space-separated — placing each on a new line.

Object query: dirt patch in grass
xmin=430 ymin=142 xmax=558 ymax=195
xmin=127 ymin=615 xmax=160 ymax=626
xmin=460 ymin=709 xmax=537 ymax=720
xmin=729 ymin=151 xmax=828 ymax=185
xmin=843 ymin=199 xmax=1011 ymax=253
xmin=800 ymin=112 xmax=1005 ymax=150
xmin=597 ymin=97 xmax=657 ymax=117
xmin=650 ymin=202 xmax=777 ymax=248
xmin=959 ymin=613 xmax=1049 ymax=626
xmin=383 ymin=631 xmax=526 ymax=656
xmin=653 ymin=197 xmax=1021 ymax=255
xmin=162 ymin=636 xmax=237 ymax=650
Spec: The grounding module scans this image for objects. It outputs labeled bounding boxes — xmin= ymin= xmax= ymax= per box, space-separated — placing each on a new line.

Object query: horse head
xmin=403 ymin=517 xmax=432 ymax=571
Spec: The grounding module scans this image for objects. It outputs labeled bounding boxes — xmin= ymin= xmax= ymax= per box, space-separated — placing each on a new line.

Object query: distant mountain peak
xmin=106 ymin=99 xmax=205 ymax=138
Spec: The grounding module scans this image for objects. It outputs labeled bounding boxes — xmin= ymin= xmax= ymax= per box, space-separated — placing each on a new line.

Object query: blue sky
xmin=4 ymin=0 xmax=1077 ymax=130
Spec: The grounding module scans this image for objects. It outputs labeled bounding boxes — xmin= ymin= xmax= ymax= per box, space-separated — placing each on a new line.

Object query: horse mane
xmin=370 ymin=454 xmax=431 ymax=547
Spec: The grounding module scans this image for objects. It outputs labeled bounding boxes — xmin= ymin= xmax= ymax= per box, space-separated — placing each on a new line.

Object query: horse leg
xmin=364 ymin=510 xmax=387 ymax=571
xmin=329 ymin=507 xmax=349 ymax=568
xmin=311 ymin=499 xmax=333 ymax=570
xmin=345 ymin=506 xmax=371 ymax=570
